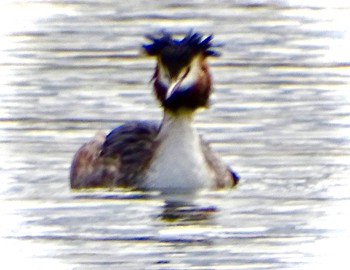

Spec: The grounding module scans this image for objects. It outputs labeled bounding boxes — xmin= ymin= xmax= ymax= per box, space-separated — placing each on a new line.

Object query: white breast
xmin=142 ymin=114 xmax=215 ymax=193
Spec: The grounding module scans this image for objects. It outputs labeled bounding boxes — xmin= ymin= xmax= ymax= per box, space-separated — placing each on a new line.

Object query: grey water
xmin=1 ymin=0 xmax=350 ymax=269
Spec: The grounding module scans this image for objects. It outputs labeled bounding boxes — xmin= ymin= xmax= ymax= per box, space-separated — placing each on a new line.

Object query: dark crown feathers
xmin=143 ymin=31 xmax=220 ymax=57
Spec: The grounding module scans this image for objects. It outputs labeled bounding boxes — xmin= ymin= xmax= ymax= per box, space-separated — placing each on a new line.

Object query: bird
xmin=70 ymin=31 xmax=239 ymax=193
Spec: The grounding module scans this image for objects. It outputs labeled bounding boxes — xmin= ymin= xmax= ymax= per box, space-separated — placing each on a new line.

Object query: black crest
xmin=143 ymin=30 xmax=220 ymax=57
xmin=143 ymin=31 xmax=220 ymax=78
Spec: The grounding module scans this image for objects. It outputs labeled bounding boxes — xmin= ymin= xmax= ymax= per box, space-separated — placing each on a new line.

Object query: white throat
xmin=143 ymin=113 xmax=215 ymax=192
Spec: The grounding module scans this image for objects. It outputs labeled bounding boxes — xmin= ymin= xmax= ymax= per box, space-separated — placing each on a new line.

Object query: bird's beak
xmin=165 ymin=67 xmax=190 ymax=100
xmin=165 ymin=78 xmax=182 ymax=100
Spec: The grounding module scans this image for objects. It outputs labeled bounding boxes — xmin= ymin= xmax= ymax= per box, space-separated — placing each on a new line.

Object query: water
xmin=1 ymin=0 xmax=350 ymax=269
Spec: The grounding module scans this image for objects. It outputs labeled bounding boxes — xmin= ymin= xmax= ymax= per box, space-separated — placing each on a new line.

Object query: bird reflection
xmin=159 ymin=199 xmax=217 ymax=223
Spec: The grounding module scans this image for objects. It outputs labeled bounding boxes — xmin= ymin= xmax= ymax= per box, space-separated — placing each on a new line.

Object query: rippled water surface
xmin=1 ymin=0 xmax=350 ymax=269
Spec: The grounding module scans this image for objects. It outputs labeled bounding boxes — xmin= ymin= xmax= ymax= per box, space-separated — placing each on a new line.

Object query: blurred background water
xmin=0 ymin=0 xmax=350 ymax=269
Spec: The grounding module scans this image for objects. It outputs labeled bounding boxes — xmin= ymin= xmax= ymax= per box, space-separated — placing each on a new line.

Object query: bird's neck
xmin=142 ymin=111 xmax=215 ymax=192
xmin=156 ymin=111 xmax=201 ymax=166
xmin=158 ymin=111 xmax=197 ymax=142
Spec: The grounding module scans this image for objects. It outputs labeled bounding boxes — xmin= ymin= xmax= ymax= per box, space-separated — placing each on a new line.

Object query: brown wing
xmin=70 ymin=121 xmax=159 ymax=189
xmin=70 ymin=131 xmax=111 ymax=189
xmin=201 ymin=139 xmax=239 ymax=188
xmin=100 ymin=121 xmax=159 ymax=188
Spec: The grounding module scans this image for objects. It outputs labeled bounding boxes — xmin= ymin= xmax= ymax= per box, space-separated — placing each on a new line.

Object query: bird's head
xmin=143 ymin=31 xmax=220 ymax=114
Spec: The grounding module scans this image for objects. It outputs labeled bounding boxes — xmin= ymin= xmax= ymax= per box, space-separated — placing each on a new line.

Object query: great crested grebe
xmin=70 ymin=31 xmax=239 ymax=192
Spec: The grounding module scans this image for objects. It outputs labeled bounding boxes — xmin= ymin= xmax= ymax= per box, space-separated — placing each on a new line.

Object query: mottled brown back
xmin=70 ymin=122 xmax=159 ymax=189
xmin=101 ymin=121 xmax=159 ymax=187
